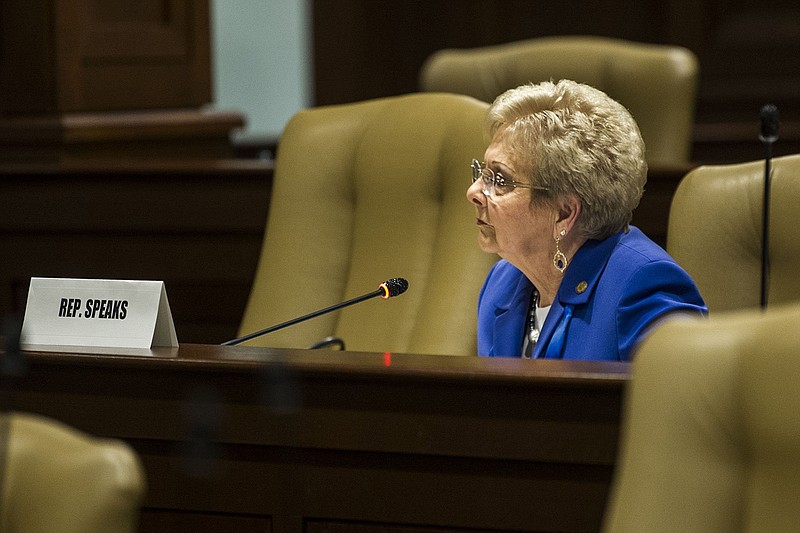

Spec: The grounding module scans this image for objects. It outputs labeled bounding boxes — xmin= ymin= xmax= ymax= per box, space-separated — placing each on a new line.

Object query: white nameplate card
xmin=20 ymin=277 xmax=178 ymax=352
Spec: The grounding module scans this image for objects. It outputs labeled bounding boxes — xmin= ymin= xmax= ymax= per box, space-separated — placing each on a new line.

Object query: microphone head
xmin=379 ymin=277 xmax=409 ymax=298
xmin=759 ymin=103 xmax=780 ymax=144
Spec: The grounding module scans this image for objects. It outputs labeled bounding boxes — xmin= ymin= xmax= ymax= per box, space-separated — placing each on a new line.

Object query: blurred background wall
xmin=211 ymin=0 xmax=312 ymax=145
xmin=213 ymin=0 xmax=800 ymax=162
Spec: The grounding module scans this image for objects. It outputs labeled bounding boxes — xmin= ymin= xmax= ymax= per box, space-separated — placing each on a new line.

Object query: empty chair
xmin=667 ymin=153 xmax=800 ymax=312
xmin=237 ymin=93 xmax=496 ymax=355
xmin=0 ymin=412 xmax=145 ymax=533
xmin=604 ymin=301 xmax=800 ymax=532
xmin=420 ymin=35 xmax=699 ymax=165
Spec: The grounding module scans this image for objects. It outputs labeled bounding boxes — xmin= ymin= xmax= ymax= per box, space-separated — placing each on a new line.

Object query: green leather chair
xmin=667 ymin=154 xmax=800 ymax=312
xmin=238 ymin=93 xmax=496 ymax=355
xmin=0 ymin=412 xmax=145 ymax=533
xmin=604 ymin=301 xmax=800 ymax=532
xmin=419 ymin=35 xmax=698 ymax=165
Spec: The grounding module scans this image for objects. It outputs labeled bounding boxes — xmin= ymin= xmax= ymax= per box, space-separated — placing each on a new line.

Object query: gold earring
xmin=553 ymin=229 xmax=568 ymax=273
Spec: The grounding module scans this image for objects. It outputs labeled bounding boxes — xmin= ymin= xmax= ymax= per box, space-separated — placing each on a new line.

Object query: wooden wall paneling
xmin=687 ymin=0 xmax=800 ymax=124
xmin=54 ymin=0 xmax=212 ymax=111
xmin=0 ymin=0 xmax=236 ymax=163
xmin=312 ymin=0 xmax=672 ymax=107
xmin=0 ymin=0 xmax=211 ymax=115
xmin=0 ymin=0 xmax=56 ymax=115
xmin=0 ymin=109 xmax=245 ymax=163
xmin=311 ymin=0 xmax=800 ymax=164
xmin=0 ymin=160 xmax=272 ymax=344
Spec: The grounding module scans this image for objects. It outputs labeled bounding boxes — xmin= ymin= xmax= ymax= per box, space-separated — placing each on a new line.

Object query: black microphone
xmin=759 ymin=104 xmax=780 ymax=144
xmin=759 ymin=104 xmax=779 ymax=308
xmin=221 ymin=278 xmax=409 ymax=346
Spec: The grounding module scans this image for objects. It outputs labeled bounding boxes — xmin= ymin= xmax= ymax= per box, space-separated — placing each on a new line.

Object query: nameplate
xmin=20 ymin=277 xmax=178 ymax=352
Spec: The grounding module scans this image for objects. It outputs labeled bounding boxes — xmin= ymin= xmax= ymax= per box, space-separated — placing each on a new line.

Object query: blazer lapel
xmin=491 ymin=271 xmax=532 ymax=356
xmin=533 ymin=299 xmax=564 ymax=359
xmin=533 ymin=231 xmax=625 ymax=358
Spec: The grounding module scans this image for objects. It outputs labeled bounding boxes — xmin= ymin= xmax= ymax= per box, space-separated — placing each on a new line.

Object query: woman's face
xmin=466 ymin=136 xmax=556 ymax=265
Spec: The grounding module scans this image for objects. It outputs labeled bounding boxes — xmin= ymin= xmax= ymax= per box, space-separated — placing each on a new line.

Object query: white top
xmin=521 ymin=302 xmax=552 ymax=358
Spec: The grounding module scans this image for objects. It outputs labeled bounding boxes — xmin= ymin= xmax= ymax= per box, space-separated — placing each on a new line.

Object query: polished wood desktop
xmin=2 ymin=344 xmax=629 ymax=533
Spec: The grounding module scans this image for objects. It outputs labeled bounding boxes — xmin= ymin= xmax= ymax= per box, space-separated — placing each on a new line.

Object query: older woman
xmin=468 ymin=79 xmax=706 ymax=360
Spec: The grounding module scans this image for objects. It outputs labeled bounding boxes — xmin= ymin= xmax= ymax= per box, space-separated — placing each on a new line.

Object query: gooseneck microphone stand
xmin=759 ymin=104 xmax=779 ymax=309
xmin=221 ymin=278 xmax=408 ymax=346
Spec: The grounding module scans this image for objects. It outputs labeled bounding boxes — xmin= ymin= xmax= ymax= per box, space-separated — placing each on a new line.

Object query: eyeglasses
xmin=471 ymin=159 xmax=549 ymax=197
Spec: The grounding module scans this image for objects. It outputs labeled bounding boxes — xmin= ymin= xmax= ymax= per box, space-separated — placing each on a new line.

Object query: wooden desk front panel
xmin=0 ymin=160 xmax=272 ymax=344
xmin=2 ymin=346 xmax=628 ymax=533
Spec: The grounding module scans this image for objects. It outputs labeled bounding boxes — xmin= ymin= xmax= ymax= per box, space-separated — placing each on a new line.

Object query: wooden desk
xmin=2 ymin=345 xmax=629 ymax=533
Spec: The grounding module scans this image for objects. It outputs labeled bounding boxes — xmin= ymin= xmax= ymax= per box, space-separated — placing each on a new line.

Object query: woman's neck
xmin=510 ymin=235 xmax=587 ymax=307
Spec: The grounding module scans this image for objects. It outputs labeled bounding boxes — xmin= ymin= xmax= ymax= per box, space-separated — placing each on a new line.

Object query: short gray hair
xmin=485 ymin=79 xmax=647 ymax=240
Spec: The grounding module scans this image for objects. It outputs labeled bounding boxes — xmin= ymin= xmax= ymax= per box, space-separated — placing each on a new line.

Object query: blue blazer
xmin=477 ymin=227 xmax=707 ymax=361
